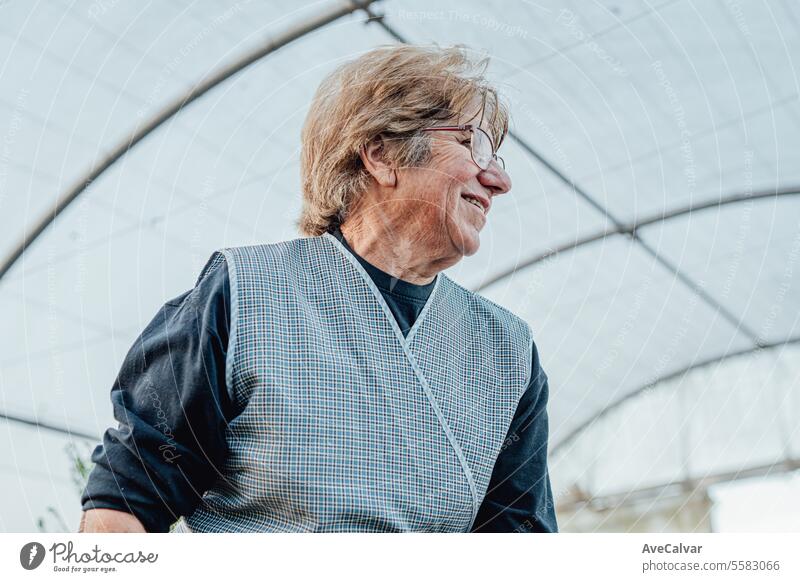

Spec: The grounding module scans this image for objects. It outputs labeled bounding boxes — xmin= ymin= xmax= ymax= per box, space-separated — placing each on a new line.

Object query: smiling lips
xmin=461 ymin=192 xmax=490 ymax=215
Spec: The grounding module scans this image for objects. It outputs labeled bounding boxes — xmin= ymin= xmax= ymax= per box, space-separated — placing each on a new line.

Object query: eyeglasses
xmin=420 ymin=124 xmax=505 ymax=171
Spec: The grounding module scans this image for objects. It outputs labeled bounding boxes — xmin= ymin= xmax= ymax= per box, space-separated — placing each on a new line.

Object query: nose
xmin=478 ymin=159 xmax=512 ymax=199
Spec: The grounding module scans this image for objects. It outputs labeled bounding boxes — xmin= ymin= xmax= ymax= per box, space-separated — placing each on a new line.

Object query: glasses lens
xmin=472 ymin=128 xmax=493 ymax=170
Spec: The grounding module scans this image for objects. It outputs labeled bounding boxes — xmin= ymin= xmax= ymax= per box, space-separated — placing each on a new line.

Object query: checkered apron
xmin=181 ymin=233 xmax=533 ymax=532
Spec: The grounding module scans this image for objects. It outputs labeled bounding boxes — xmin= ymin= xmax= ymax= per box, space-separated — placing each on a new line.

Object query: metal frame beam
xmin=552 ymin=335 xmax=800 ymax=455
xmin=0 ymin=410 xmax=99 ymax=441
xmin=476 ymin=186 xmax=800 ymax=292
xmin=501 ymin=128 xmax=767 ymax=343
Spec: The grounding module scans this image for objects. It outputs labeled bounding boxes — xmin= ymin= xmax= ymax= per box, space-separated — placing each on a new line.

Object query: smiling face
xmin=393 ymin=116 xmax=512 ymax=260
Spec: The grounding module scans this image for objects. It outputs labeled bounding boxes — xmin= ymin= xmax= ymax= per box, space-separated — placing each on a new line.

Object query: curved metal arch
xmin=476 ymin=186 xmax=800 ymax=292
xmin=551 ymin=335 xmax=800 ymax=456
xmin=0 ymin=0 xmax=379 ymax=282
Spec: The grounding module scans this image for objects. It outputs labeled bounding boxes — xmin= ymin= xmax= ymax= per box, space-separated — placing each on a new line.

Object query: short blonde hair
xmin=298 ymin=45 xmax=509 ymax=236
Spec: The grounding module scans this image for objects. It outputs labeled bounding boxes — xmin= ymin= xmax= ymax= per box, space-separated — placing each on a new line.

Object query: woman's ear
xmin=359 ymin=136 xmax=397 ymax=188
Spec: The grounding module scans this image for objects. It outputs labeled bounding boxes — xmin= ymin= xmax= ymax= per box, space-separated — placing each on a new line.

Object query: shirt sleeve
xmin=80 ymin=253 xmax=237 ymax=533
xmin=470 ymin=339 xmax=558 ymax=533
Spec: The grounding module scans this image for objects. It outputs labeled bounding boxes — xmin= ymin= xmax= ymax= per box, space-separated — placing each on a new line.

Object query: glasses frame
xmin=420 ymin=124 xmax=505 ymax=171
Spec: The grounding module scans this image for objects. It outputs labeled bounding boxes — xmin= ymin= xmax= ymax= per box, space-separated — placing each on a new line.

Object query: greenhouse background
xmin=0 ymin=0 xmax=798 ymax=532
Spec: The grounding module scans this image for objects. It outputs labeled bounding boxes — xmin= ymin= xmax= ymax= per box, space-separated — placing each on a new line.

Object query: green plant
xmin=35 ymin=440 xmax=95 ymax=533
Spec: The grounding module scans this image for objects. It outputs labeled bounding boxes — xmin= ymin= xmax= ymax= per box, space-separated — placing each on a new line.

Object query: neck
xmin=339 ymin=214 xmax=459 ymax=286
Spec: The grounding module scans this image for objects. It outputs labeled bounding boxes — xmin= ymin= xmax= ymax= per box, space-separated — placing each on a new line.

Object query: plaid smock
xmin=179 ymin=233 xmax=534 ymax=532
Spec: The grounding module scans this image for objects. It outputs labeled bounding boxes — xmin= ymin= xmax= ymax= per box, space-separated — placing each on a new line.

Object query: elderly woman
xmin=79 ymin=45 xmax=557 ymax=533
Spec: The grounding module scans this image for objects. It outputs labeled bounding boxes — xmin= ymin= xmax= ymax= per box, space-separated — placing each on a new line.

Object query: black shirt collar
xmin=330 ymin=227 xmax=436 ymax=302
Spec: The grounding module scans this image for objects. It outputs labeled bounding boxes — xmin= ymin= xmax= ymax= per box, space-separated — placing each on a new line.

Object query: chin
xmin=445 ymin=217 xmax=482 ymax=257
xmin=455 ymin=231 xmax=481 ymax=257
xmin=463 ymin=242 xmax=480 ymax=256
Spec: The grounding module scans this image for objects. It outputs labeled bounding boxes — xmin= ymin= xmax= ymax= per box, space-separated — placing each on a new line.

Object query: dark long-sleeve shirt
xmin=81 ymin=230 xmax=557 ymax=533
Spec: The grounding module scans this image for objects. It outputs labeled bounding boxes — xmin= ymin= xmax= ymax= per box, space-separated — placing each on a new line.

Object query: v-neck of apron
xmin=321 ymin=232 xmax=481 ymax=521
xmin=322 ymin=232 xmax=441 ymax=347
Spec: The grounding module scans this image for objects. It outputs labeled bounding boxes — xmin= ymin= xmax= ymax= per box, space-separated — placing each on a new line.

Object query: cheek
xmin=429 ymin=146 xmax=475 ymax=179
xmin=431 ymin=159 xmax=476 ymax=198
xmin=452 ymin=157 xmax=480 ymax=190
xmin=414 ymin=153 xmax=477 ymax=224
